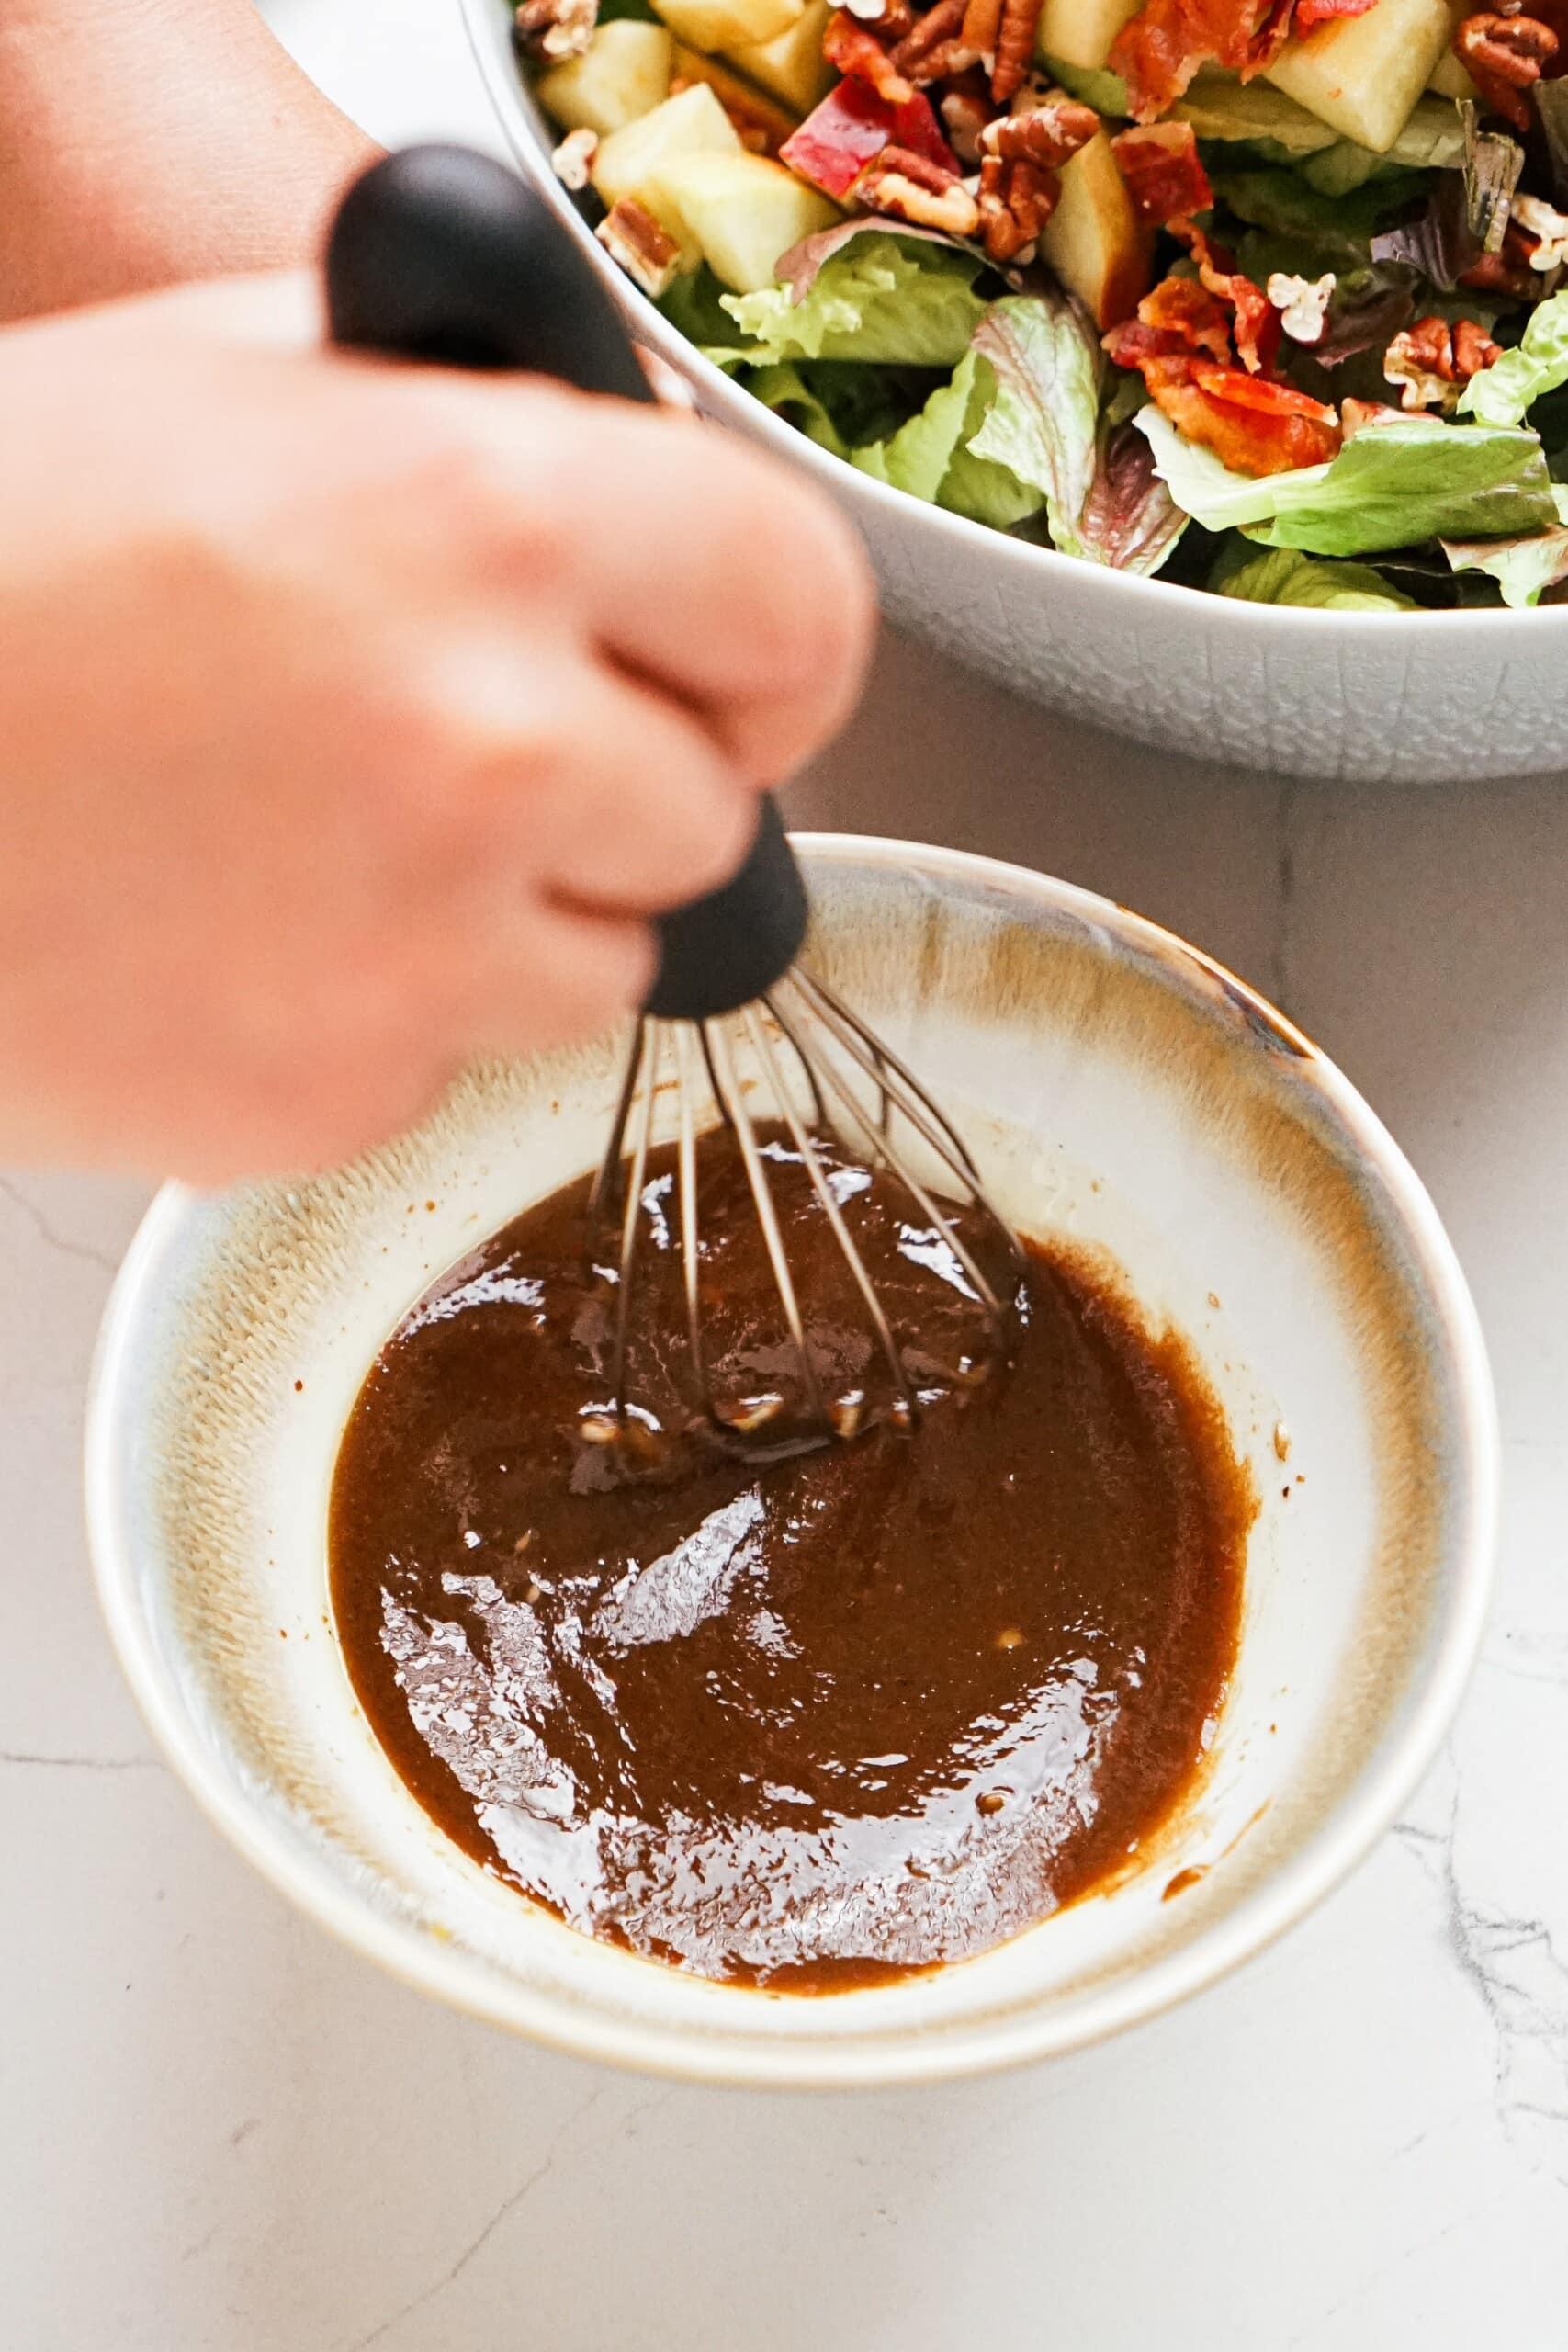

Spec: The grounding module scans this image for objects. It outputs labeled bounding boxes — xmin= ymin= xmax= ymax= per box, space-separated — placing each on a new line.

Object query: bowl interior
xmin=87 ymin=839 xmax=1493 ymax=2085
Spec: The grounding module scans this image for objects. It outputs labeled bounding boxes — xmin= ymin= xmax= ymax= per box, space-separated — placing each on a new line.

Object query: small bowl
xmin=457 ymin=0 xmax=1568 ymax=785
xmin=85 ymin=838 xmax=1495 ymax=2086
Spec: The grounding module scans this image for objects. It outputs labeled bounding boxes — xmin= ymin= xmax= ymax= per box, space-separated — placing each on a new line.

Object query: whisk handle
xmin=325 ymin=146 xmax=807 ymax=1023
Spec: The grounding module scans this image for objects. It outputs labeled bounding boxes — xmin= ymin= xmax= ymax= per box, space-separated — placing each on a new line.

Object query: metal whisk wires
xmin=584 ymin=967 xmax=1024 ymax=1454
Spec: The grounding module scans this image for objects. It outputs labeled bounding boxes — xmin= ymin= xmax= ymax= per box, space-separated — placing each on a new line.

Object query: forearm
xmin=0 ymin=0 xmax=377 ymax=321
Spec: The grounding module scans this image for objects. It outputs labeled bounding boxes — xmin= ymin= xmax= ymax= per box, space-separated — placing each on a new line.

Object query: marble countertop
xmin=4 ymin=5 xmax=1565 ymax=2344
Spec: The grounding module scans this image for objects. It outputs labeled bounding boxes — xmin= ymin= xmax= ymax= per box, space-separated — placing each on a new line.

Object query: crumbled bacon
xmin=1125 ymin=275 xmax=1234 ymax=359
xmin=1341 ymin=396 xmax=1405 ymax=436
xmin=1174 ymin=219 xmax=1280 ymax=375
xmin=1142 ymin=356 xmax=1342 ymax=473
xmin=1110 ymin=121 xmax=1213 ymax=226
xmin=1111 ymin=0 xmax=1286 ymax=123
xmin=824 ymin=8 xmax=917 ymax=104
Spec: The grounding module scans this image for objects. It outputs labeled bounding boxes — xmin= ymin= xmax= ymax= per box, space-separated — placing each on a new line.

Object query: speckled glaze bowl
xmin=86 ymin=839 xmax=1494 ymax=2086
xmin=458 ymin=0 xmax=1568 ymax=785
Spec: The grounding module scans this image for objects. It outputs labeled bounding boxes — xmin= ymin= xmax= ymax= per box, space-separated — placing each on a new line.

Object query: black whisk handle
xmin=324 ymin=146 xmax=807 ymax=1022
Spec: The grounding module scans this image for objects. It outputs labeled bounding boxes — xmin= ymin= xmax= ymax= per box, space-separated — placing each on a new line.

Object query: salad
xmin=516 ymin=0 xmax=1568 ymax=606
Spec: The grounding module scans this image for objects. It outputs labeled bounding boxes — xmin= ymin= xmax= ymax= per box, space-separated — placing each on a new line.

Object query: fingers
xmin=424 ymin=635 xmax=763 ymax=918
xmin=456 ymin=895 xmax=655 ymax=1062
xmin=457 ymin=383 xmax=877 ymax=782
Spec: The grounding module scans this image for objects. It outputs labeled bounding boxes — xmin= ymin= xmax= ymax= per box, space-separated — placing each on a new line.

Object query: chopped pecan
xmin=550 ymin=126 xmax=599 ymax=190
xmin=824 ymin=8 xmax=917 ymax=103
xmin=1382 ymin=314 xmax=1499 ymax=409
xmin=513 ymin=0 xmax=597 ymax=63
xmin=992 ymin=0 xmax=1045 ymax=99
xmin=1454 ymin=316 xmax=1504 ymax=375
xmin=1511 ymin=191 xmax=1568 ymax=271
xmin=979 ymin=97 xmax=1099 ymax=166
xmin=941 ymin=79 xmax=996 ymax=161
xmin=1452 ymin=11 xmax=1557 ymax=133
xmin=1459 ymin=220 xmax=1542 ymax=296
xmin=1110 ymin=120 xmax=1213 ymax=226
xmin=1266 ymin=269 xmax=1335 ymax=344
xmin=860 ymin=151 xmax=983 ymax=232
xmin=595 ymin=198 xmax=682 ymax=300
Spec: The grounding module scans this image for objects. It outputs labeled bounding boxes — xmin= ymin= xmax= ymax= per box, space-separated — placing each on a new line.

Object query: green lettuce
xmin=1459 ymin=289 xmax=1568 ymax=427
xmin=1213 ymin=546 xmax=1416 ymax=609
xmin=1209 ymin=165 xmax=1431 ymax=264
xmin=852 ymin=292 xmax=1102 ymax=541
xmin=1442 ymin=485 xmax=1568 ymax=605
xmin=1136 ymin=406 xmax=1555 ymax=552
xmin=720 ymin=232 xmax=987 ymax=368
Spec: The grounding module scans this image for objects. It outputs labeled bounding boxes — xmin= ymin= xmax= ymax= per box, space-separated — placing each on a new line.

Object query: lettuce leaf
xmin=720 ymin=232 xmax=987 ymax=367
xmin=1209 ymin=165 xmax=1430 ymax=265
xmin=1136 ymin=405 xmax=1555 ymax=552
xmin=1213 ymin=545 xmax=1417 ymax=608
xmin=1078 ymin=423 xmax=1189 ymax=574
xmin=740 ymin=364 xmax=850 ymax=458
xmin=1442 ymin=485 xmax=1568 ymax=605
xmin=851 ymin=292 xmax=1102 ymax=541
xmin=1459 ymin=288 xmax=1568 ymax=427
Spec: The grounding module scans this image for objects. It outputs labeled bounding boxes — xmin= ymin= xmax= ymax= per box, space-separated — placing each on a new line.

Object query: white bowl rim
xmin=84 ymin=835 xmax=1498 ymax=2087
xmin=454 ymin=0 xmax=1568 ymax=641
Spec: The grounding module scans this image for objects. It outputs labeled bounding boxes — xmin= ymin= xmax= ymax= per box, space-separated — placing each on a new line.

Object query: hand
xmin=0 ymin=0 xmax=376 ymax=320
xmin=0 ymin=273 xmax=874 ymax=1182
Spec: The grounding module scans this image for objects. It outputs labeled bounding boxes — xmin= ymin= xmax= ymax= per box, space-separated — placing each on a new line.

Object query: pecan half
xmin=513 ymin=0 xmax=597 ymax=63
xmin=860 ymin=150 xmax=983 ymax=233
xmin=977 ymin=152 xmax=1055 ymax=261
xmin=960 ymin=0 xmax=1006 ymax=62
xmin=824 ymin=7 xmax=917 ymax=102
xmin=595 ymin=198 xmax=682 ymax=300
xmin=891 ymin=0 xmax=979 ymax=82
xmin=992 ymin=0 xmax=1045 ymax=100
xmin=550 ymin=126 xmax=599 ymax=190
xmin=1452 ymin=10 xmax=1557 ymax=133
xmin=1453 ymin=316 xmax=1504 ymax=375
xmin=979 ymin=98 xmax=1099 ymax=166
xmin=1511 ymin=190 xmax=1568 ymax=270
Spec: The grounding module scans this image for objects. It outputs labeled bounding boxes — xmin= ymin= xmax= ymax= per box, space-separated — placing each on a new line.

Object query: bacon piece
xmin=1111 ymin=121 xmax=1213 ymax=226
xmin=1144 ymin=356 xmax=1342 ymax=473
xmin=1176 ymin=219 xmax=1280 ymax=374
xmin=1138 ymin=275 xmax=1234 ymax=357
xmin=823 ymin=8 xmax=916 ymax=104
xmin=1111 ymin=0 xmax=1288 ymax=123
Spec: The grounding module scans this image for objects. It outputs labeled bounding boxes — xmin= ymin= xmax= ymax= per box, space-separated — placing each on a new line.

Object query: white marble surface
xmin=2 ymin=5 xmax=1565 ymax=2345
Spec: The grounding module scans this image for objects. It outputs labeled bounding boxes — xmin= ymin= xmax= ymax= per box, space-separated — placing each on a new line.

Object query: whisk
xmin=328 ymin=147 xmax=1023 ymax=1455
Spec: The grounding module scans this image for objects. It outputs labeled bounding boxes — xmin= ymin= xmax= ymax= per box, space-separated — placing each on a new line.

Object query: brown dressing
xmin=330 ymin=1125 xmax=1252 ymax=1990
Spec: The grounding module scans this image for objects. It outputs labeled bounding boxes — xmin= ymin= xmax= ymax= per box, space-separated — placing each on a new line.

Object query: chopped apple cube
xmin=728 ymin=0 xmax=835 ymax=111
xmin=647 ymin=150 xmax=840 ymax=289
xmin=1035 ymin=0 xmax=1144 ymax=72
xmin=781 ymin=81 xmax=957 ymax=198
xmin=592 ymin=81 xmax=742 ymax=247
xmin=670 ymin=45 xmax=803 ymax=153
xmin=536 ymin=21 xmax=675 ymax=136
xmin=1040 ymin=126 xmax=1151 ymax=331
xmin=652 ymin=0 xmax=805 ymax=58
xmin=1264 ymin=0 xmax=1454 ymax=151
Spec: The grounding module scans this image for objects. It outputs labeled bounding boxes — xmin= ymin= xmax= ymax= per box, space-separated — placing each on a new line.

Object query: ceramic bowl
xmin=457 ymin=0 xmax=1568 ymax=785
xmin=85 ymin=837 xmax=1495 ymax=2086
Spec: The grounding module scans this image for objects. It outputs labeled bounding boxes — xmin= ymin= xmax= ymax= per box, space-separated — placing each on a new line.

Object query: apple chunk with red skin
xmin=780 ymin=79 xmax=959 ymax=199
